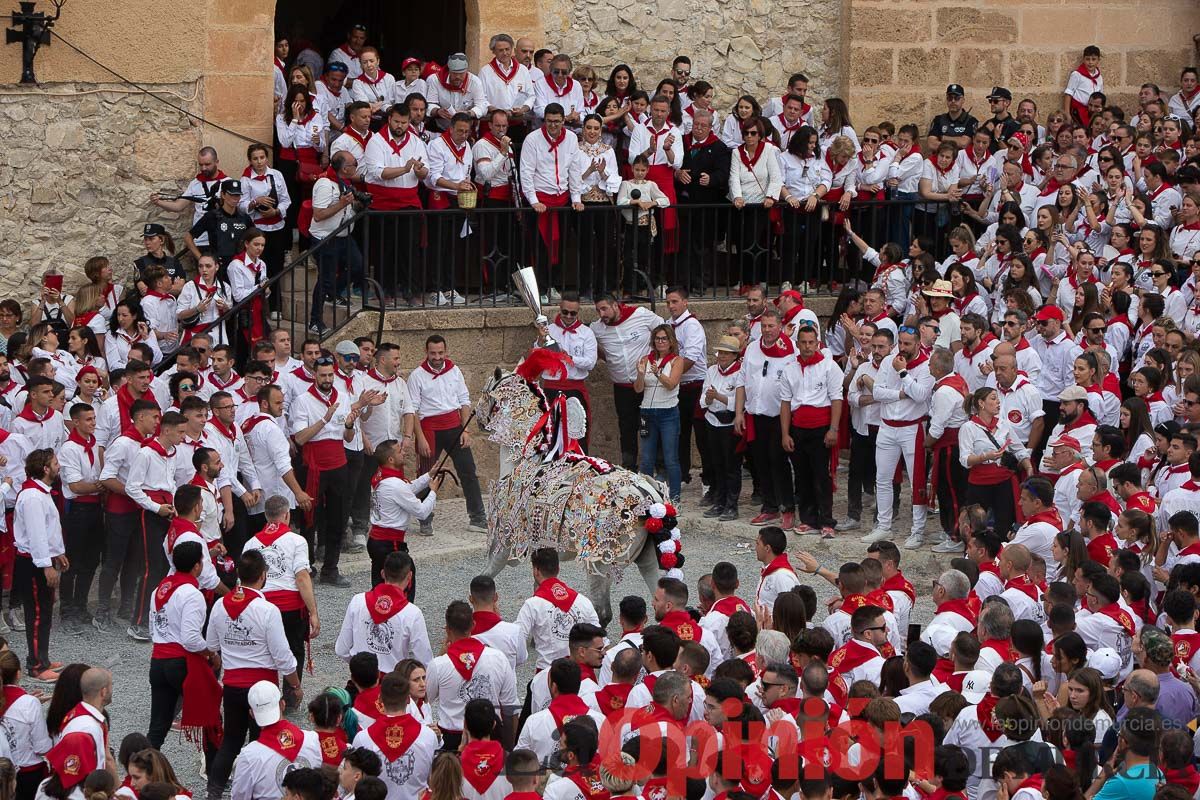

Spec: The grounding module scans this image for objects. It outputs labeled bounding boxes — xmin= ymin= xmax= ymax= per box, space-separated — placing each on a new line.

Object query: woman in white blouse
xmin=778 ymin=126 xmax=831 ymax=284
xmin=728 ymin=116 xmax=782 ymax=288
xmin=105 ymin=298 xmax=163 ymax=369
xmin=178 ymin=252 xmax=232 ymax=347
xmin=959 ymin=386 xmax=1033 ymax=539
xmin=275 ymin=84 xmax=328 ymax=190
xmin=1170 ymin=192 xmax=1200 ymax=262
xmin=818 ymin=98 xmax=859 ymax=154
xmin=570 ymin=114 xmax=622 ymax=297
xmin=721 ymin=95 xmax=761 ymax=150
xmin=227 ymin=230 xmax=270 ymax=352
xmin=917 ymin=141 xmax=962 ymax=249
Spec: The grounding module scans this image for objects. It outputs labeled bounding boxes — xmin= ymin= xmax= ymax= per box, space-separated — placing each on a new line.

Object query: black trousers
xmin=207 ymin=684 xmax=258 ymax=795
xmin=1033 ymin=400 xmax=1061 ymax=468
xmin=788 ymin=424 xmax=835 ymax=527
xmin=705 ymin=422 xmax=742 ymax=509
xmin=314 ymin=464 xmax=350 ymax=577
xmin=222 ymin=494 xmax=251 ymax=563
xmin=351 ymin=447 xmax=377 ymax=534
xmin=281 ymin=609 xmax=307 ymax=699
xmin=966 ymin=479 xmax=1019 ymax=541
xmin=61 ymin=501 xmax=103 ymax=618
xmin=262 ymin=227 xmax=290 ymax=313
xmin=613 ymin=385 xmax=643 ymax=470
xmin=133 ymin=510 xmax=170 ymax=627
xmin=418 ymin=426 xmax=485 ymax=523
xmin=932 ymin=444 xmax=968 ymax=534
xmin=148 ymin=657 xmax=186 ymax=749
xmin=577 ymin=206 xmax=617 ymax=297
xmin=367 ymin=538 xmax=415 ymax=601
xmin=344 ymin=448 xmax=366 ymax=531
xmin=13 ymin=555 xmax=52 ymax=673
xmin=750 ymin=415 xmax=793 ymax=513
xmin=98 ymin=511 xmax=142 ymax=615
xmin=15 ymin=765 xmax=45 ymax=800
xmin=847 ymin=427 xmax=878 ymax=521
xmin=677 ymin=382 xmax=704 ymax=482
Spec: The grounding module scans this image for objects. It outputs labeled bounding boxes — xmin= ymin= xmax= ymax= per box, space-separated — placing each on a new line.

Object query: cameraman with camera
xmin=309 ymin=151 xmax=368 ymax=336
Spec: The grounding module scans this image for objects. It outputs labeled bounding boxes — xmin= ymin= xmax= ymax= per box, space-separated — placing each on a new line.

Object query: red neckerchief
xmin=420 ymin=358 xmax=454 ymax=378
xmin=548 ymin=694 xmax=591 ymax=730
xmin=1062 ymin=410 xmax=1097 ymax=433
xmin=358 ymin=69 xmax=389 ymax=88
xmin=353 ymin=685 xmax=383 ymax=718
xmin=471 ymin=610 xmax=502 ymax=634
xmin=488 ymin=57 xmax=519 ymax=83
xmin=866 ymin=589 xmax=894 ymax=612
xmin=928 ymin=153 xmax=954 ymax=177
xmin=306 ymin=384 xmax=338 ymax=408
xmin=1094 ymin=602 xmax=1136 ymax=637
xmin=208 ymin=416 xmax=238 ymax=442
xmin=290 ymin=366 xmax=314 ymax=384
xmin=240 ymin=414 xmax=275 ymax=436
xmin=936 ymin=598 xmax=979 ymax=627
xmin=881 ymin=572 xmax=916 ymax=605
xmin=343 ymin=126 xmax=372 ymax=150
xmin=381 ymin=126 xmax=412 ymax=157
xmin=438 ymin=70 xmax=469 ymax=94
xmin=565 ymin=761 xmax=611 ymax=800
xmin=366 ymin=713 xmax=422 ymax=762
xmin=555 ymin=314 xmax=582 ymax=333
xmin=143 ymin=438 xmax=175 ymax=459
xmin=739 ymin=141 xmax=765 ymax=171
xmin=534 ymin=577 xmax=578 ymax=612
xmin=117 ymin=382 xmax=152 ymax=430
xmin=685 ymin=132 xmax=718 ymax=151
xmin=66 ymin=430 xmax=96 ymax=465
xmin=446 ymin=637 xmax=487 ymax=681
xmin=970 ymin=413 xmax=1000 ymax=433
xmin=966 ymin=146 xmax=990 ymax=168
xmin=601 ymin=304 xmax=638 ymax=326
xmin=1003 ymin=573 xmax=1040 ymax=602
xmin=548 ymin=76 xmax=574 ymax=98
xmin=461 ymin=739 xmax=505 ymax=794
xmin=717 ymin=358 xmax=742 ymax=377
xmin=366 ymin=368 xmax=396 ymax=385
xmin=797 ymin=350 xmax=824 ymax=369
xmin=208 ymin=370 xmax=240 ymax=391
xmin=975 ymin=692 xmax=1004 ymax=741
xmin=1016 ymin=775 xmax=1045 ymax=796
xmin=317 ymin=727 xmax=348 ymax=766
xmin=824 ymin=150 xmax=844 ymax=176
xmin=59 ymin=702 xmax=106 ymax=739
xmin=759 ymin=334 xmax=796 ymax=358
xmin=336 ymin=369 xmax=356 ymax=394
xmin=1164 ymin=767 xmax=1200 ymax=797
xmin=370 ymin=466 xmax=406 ymax=491
xmin=439 ymin=131 xmax=468 ymax=164
xmin=1024 ymin=507 xmax=1064 ymax=530
xmin=936 ymin=375 xmax=970 ymax=399
xmin=775 ymin=113 xmax=801 ymax=133
xmin=364 ymin=583 xmax=409 ymax=624
xmin=646 ymin=352 xmax=676 ymax=372
xmin=195 ymin=170 xmax=228 ymax=190
xmin=953 ymin=291 xmax=981 ymax=316
xmin=961 ymin=332 xmax=996 ymax=360
xmin=1148 ymin=181 xmax=1173 ymax=201
xmin=659 ymin=609 xmax=703 ymax=644
xmin=594 ymin=683 xmax=635 ymax=719
xmin=253 ymin=521 xmax=292 ymax=548
xmin=838 ymin=593 xmax=872 ymax=615
xmin=153 ymin=572 xmax=198 ymax=611
xmin=221 ymin=585 xmax=261 ymax=620
xmin=711 ymin=596 xmax=751 ymax=617
xmin=165 ymin=516 xmax=200 ymax=552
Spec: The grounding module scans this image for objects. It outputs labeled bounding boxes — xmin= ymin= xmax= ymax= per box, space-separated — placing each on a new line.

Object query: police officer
xmin=185 ymin=179 xmax=254 ymax=268
xmin=134 ymin=223 xmax=188 ymax=297
xmin=927 ymin=84 xmax=978 ymax=149
xmin=980 ymin=87 xmax=1021 ymax=151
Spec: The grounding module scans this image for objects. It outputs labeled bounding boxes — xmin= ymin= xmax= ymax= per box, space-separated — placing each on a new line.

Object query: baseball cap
xmin=1048 ymin=433 xmax=1082 ymax=451
xmin=773 ymin=289 xmax=804 ymax=306
xmin=401 ymin=57 xmax=422 ymax=71
xmin=960 ymin=669 xmax=991 ymax=703
xmin=447 ymin=52 xmax=469 ymax=72
xmin=142 ymin=222 xmax=166 ymax=238
xmin=335 ymin=340 xmax=359 ymax=356
xmin=1087 ymin=647 xmax=1122 ymax=681
xmin=1177 ymin=165 xmax=1200 ymax=184
xmin=1056 ymin=385 xmax=1087 ymax=403
xmin=248 ymin=680 xmax=283 ymax=726
xmin=220 ymin=178 xmax=243 ymax=196
xmin=946 ymin=84 xmax=965 ymax=97
xmin=714 ymin=335 xmax=742 ymax=354
xmin=987 ymin=87 xmax=1013 ymax=101
xmin=1033 ymin=305 xmax=1064 ymax=322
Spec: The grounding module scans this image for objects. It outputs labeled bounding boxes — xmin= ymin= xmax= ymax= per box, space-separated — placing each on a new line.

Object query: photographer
xmin=184 ymin=179 xmax=253 ymax=268
xmin=309 ymin=152 xmax=367 ymax=336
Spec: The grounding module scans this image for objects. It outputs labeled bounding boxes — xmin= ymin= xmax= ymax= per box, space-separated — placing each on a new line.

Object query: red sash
xmin=644 ymin=163 xmax=679 ymax=254
xmin=1094 ymin=602 xmax=1135 ymax=638
xmin=535 ymin=191 xmax=570 ymax=266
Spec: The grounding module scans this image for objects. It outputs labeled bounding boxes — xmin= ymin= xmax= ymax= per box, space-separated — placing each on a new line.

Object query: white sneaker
xmin=447 ymin=290 xmax=467 ymax=306
xmin=860 ymin=528 xmax=892 ymax=544
xmin=926 ymin=530 xmax=951 ymax=548
xmin=427 ymin=292 xmax=447 ymax=307
xmin=835 ymin=518 xmax=861 ymax=532
xmin=932 ymin=537 xmax=964 ymax=554
xmin=902 ymin=532 xmax=925 ymax=550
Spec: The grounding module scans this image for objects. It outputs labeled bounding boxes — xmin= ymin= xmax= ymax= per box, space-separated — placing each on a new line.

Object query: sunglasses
xmin=342 ymin=353 xmax=360 ymax=362
xmin=1087 ymin=326 xmax=1105 ymax=333
xmin=179 ymin=384 xmax=196 ymax=391
xmin=743 ymin=129 xmax=761 ymax=137
xmin=552 ymin=69 xmax=570 ymax=75
xmin=1151 ymin=272 xmax=1170 ymax=278
xmin=863 ymin=137 xmax=880 ymax=144
xmin=315 ymin=356 xmax=335 ymax=366
xmin=560 ymin=310 xmax=579 ymax=317
xmin=898 ymin=325 xmax=918 ymax=335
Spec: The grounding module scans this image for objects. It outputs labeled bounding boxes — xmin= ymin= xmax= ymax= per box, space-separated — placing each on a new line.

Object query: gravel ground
xmin=30 ymin=468 xmax=947 ymax=793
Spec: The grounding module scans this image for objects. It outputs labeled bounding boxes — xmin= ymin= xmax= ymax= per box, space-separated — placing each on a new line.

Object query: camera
xmin=351 ymin=189 xmax=373 ymax=207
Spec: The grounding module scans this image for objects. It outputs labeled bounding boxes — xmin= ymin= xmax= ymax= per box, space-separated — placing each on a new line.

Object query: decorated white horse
xmin=474 ymin=349 xmax=683 ymax=626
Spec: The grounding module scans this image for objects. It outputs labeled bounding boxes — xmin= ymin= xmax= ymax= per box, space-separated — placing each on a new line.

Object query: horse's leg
xmin=635 ymin=533 xmax=661 ymax=594
xmin=587 ymin=571 xmax=614 ymax=629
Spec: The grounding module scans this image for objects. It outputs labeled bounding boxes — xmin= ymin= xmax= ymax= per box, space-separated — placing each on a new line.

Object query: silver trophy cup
xmin=512 ymin=266 xmax=559 ymax=350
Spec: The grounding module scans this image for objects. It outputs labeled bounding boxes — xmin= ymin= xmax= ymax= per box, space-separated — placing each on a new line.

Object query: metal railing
xmin=174 ymin=197 xmax=954 ymax=362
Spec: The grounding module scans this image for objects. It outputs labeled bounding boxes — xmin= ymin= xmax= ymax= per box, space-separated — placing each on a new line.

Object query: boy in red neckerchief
xmin=502 ymin=748 xmax=544 ymax=800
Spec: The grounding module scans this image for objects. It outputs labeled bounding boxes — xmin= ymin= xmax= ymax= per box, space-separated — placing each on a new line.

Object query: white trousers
xmin=874 ymin=423 xmax=928 ymax=535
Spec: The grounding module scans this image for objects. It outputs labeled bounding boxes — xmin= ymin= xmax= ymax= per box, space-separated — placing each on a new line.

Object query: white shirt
xmin=352 ymin=718 xmax=438 ymax=800
xmin=568 ymin=142 xmax=621 ymax=202
xmin=894 ymin=679 xmax=945 ymax=716
xmin=350 ymin=70 xmax=397 ymax=106
xmin=737 ymin=338 xmax=795 ymax=417
xmin=757 ymin=563 xmax=801 ymax=610
xmin=516 ymin=583 xmax=601 ymax=671
xmin=163 ymin=522 xmax=220 ymax=591
xmin=149 ymin=576 xmax=208 ymax=654
xmin=515 ymin=702 xmax=607 ymax=766
xmin=205 ymin=587 xmax=297 ymax=679
xmin=426 ymin=639 xmax=518 ymax=731
xmin=231 ymin=730 xmax=323 ymax=800
xmin=289 ymin=385 xmax=353 ymax=443
xmin=363 ymin=128 xmax=429 ymax=191
xmin=334 ymin=591 xmax=434 ymax=673
xmin=424 ymin=132 xmax=475 ymax=198
xmin=520 ymin=127 xmax=580 ymax=204
xmin=590 ymin=307 xmax=664 ymax=385
xmin=59 ymin=702 xmax=108 ymax=771
xmin=479 ymin=59 xmax=535 ymax=113
xmin=780 ymin=352 xmax=843 ymax=416
xmin=359 ymin=368 xmax=415 ymax=449
xmin=533 ymin=77 xmax=585 ymax=121
xmin=371 ymin=472 xmax=435 ymax=534
xmin=242 ymin=528 xmax=310 ymax=597
xmin=276 ymin=110 xmax=329 ymax=154
xmin=13 ymin=480 xmax=62 ymax=568
xmin=669 ymin=311 xmax=707 ymax=384
xmin=204 ymin=418 xmax=259 ymax=498
xmin=124 ymin=441 xmax=177 ymax=513
xmin=473 ymin=135 xmax=517 ymax=197
xmin=239 ymin=168 xmax=291 ymax=232
xmin=11 ymin=408 xmax=65 ymax=452
xmin=1030 ymin=330 xmax=1082 ymax=402
xmin=929 ymin=382 xmax=970 ymax=441
xmin=728 ymin=142 xmax=783 ymax=203
xmin=0 ymin=689 xmax=52 ymax=769
xmin=328 ymin=45 xmax=362 ymax=79
xmin=543 ymin=321 xmax=598 ymax=382
xmin=407 ymin=362 xmax=470 ymax=419
xmin=628 ymin=122 xmax=683 ymax=168
xmin=241 ymin=414 xmax=297 ymax=513
xmin=426 ymin=72 xmax=490 ymax=125
xmin=471 ymin=613 xmax=528 ymax=672
xmin=308 ymin=176 xmax=356 ymax=240
xmin=58 ymin=435 xmax=101 ymax=502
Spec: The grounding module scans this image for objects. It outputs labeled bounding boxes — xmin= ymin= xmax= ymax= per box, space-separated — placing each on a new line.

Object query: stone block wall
xmin=847 ymin=0 xmax=1200 ymax=130
xmin=537 ymin=0 xmax=844 ymax=115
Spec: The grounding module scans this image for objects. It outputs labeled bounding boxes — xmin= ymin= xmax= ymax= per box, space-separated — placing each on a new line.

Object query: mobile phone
xmin=43 ymin=274 xmax=63 ymax=292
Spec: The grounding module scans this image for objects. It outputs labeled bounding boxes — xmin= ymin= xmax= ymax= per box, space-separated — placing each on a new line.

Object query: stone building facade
xmin=0 ymin=0 xmax=1196 ymax=302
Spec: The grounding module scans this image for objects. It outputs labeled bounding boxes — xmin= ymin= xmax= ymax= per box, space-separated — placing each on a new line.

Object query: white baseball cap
xmin=960 ymin=669 xmax=992 ymax=703
xmin=248 ymin=681 xmax=283 ymax=727
xmin=1088 ymin=647 xmax=1122 ymax=681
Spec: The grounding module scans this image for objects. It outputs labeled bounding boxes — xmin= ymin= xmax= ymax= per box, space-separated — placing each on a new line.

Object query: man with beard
xmin=1030 ymin=305 xmax=1082 ymax=463
xmin=150 ymin=147 xmax=226 ymax=252
xmin=954 ymin=314 xmax=998 ymax=393
xmin=591 ymin=295 xmax=664 ymax=470
xmin=744 ymin=286 xmax=767 ymax=341
xmin=1038 ymin=385 xmax=1096 ymax=475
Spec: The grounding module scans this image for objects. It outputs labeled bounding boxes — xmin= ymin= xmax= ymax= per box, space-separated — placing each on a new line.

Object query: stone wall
xmin=538 ymin=0 xmax=844 ymax=113
xmin=847 ymin=0 xmax=1200 ymax=130
xmin=0 ymin=84 xmax=202 ymax=298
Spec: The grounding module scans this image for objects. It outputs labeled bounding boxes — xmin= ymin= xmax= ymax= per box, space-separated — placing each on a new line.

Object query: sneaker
xmin=719 ymin=507 xmax=739 ymax=522
xmin=548 ymin=288 xmax=562 ymax=303
xmin=703 ymin=505 xmax=725 ymax=518
xmin=793 ymin=523 xmax=818 ymax=535
xmin=29 ymin=669 xmax=58 ymax=683
xmin=319 ymin=573 xmax=351 ymax=588
xmin=860 ymin=528 xmax=893 ymax=544
xmin=429 ymin=292 xmax=449 ymax=307
xmin=701 ymin=491 xmax=714 ymax=505
xmin=418 ymin=525 xmax=434 ymax=537
xmin=447 ymin=290 xmax=467 ymax=306
xmin=835 ymin=518 xmax=861 ymax=532
xmin=902 ymin=532 xmax=925 ymax=550
xmin=307 ymin=322 xmax=327 ymax=337
xmin=92 ymin=612 xmax=112 ymax=632
xmin=821 ymin=526 xmax=837 ymax=539
xmin=0 ymin=613 xmax=9 ymax=636
xmin=749 ymin=512 xmax=779 ymax=526
xmin=467 ymin=519 xmax=488 ymax=533
xmin=5 ymin=609 xmax=23 ymax=632
xmin=926 ymin=530 xmax=952 ymax=549
xmin=780 ymin=511 xmax=795 ymax=530
xmin=932 ymin=537 xmax=965 ymax=554
xmin=126 ymin=624 xmax=150 ymax=642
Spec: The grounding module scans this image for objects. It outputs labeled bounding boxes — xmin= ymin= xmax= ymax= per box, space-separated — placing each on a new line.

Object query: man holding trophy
xmin=533 ymin=288 xmax=597 ymax=452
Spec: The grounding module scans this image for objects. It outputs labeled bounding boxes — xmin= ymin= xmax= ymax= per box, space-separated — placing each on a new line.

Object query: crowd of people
xmin=6 ymin=19 xmax=1200 ymax=800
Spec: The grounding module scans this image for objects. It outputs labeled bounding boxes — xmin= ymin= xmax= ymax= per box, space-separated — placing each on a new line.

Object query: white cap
xmin=1088 ymin=647 xmax=1122 ymax=681
xmin=248 ymin=680 xmax=283 ymax=726
xmin=960 ymin=669 xmax=992 ymax=703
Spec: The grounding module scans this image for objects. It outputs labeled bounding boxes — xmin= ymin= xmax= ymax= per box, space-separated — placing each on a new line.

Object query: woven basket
xmin=457 ymin=188 xmax=478 ymax=209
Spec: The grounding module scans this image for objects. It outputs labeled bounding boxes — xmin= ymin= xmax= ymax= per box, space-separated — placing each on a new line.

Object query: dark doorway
xmin=274 ymin=0 xmax=466 ymax=75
